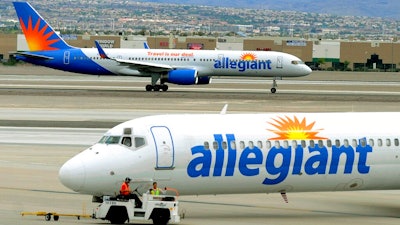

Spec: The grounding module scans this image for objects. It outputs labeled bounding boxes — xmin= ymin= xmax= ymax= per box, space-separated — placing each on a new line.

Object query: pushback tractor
xmin=94 ymin=193 xmax=180 ymax=225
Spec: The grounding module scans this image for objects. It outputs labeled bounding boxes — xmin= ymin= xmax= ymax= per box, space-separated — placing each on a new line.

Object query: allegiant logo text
xmin=187 ymin=134 xmax=372 ymax=185
xmin=214 ymin=57 xmax=272 ymax=72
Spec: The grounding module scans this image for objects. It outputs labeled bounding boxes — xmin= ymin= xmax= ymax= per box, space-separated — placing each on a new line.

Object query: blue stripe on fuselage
xmin=16 ymin=49 xmax=113 ymax=75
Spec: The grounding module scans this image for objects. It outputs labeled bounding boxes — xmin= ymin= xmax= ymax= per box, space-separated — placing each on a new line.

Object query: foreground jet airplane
xmin=13 ymin=2 xmax=312 ymax=93
xmin=60 ymin=112 xmax=400 ymax=200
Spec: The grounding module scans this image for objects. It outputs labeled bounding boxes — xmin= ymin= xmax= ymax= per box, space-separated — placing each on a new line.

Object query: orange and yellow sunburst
xmin=19 ymin=16 xmax=59 ymax=51
xmin=240 ymin=52 xmax=257 ymax=61
xmin=267 ymin=116 xmax=327 ymax=140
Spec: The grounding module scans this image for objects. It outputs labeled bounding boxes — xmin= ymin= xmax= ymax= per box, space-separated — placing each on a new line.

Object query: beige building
xmin=1 ymin=33 xmax=399 ymax=71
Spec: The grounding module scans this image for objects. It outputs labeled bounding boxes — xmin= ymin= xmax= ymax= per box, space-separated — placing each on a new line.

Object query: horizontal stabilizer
xmin=13 ymin=51 xmax=54 ymax=60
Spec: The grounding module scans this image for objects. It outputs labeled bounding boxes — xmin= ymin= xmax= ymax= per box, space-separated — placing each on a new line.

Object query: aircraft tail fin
xmin=13 ymin=2 xmax=72 ymax=51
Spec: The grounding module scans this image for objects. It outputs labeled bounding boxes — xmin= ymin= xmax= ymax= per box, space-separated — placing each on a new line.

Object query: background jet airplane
xmin=13 ymin=2 xmax=312 ymax=93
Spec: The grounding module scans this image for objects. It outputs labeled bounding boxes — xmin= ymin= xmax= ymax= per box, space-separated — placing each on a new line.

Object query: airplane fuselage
xmin=18 ymin=48 xmax=311 ymax=78
xmin=59 ymin=113 xmax=400 ymax=197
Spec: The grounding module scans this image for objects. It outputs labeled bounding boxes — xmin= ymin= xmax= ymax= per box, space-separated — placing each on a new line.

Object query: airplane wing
xmin=95 ymin=41 xmax=172 ymax=73
xmin=13 ymin=52 xmax=54 ymax=60
xmin=114 ymin=58 xmax=173 ymax=73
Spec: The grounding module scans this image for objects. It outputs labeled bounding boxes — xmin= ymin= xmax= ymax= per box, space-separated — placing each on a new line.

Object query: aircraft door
xmin=150 ymin=126 xmax=175 ymax=169
xmin=63 ymin=51 xmax=70 ymax=65
xmin=277 ymin=56 xmax=283 ymax=69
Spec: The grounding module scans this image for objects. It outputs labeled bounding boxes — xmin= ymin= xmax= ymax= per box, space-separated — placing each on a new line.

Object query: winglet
xmin=220 ymin=104 xmax=228 ymax=115
xmin=144 ymin=42 xmax=150 ymax=49
xmin=95 ymin=41 xmax=109 ymax=59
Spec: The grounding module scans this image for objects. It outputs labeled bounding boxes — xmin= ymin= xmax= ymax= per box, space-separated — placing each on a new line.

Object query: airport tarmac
xmin=1 ymin=65 xmax=400 ymax=225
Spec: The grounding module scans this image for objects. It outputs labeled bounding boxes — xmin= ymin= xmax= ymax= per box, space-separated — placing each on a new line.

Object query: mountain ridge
xmin=138 ymin=0 xmax=400 ymax=19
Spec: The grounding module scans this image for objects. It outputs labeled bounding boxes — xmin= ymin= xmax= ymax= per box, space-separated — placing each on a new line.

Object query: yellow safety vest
xmin=150 ymin=188 xmax=160 ymax=195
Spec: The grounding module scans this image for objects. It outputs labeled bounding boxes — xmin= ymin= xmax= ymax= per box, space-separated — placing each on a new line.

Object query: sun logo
xmin=240 ymin=53 xmax=257 ymax=61
xmin=19 ymin=16 xmax=60 ymax=51
xmin=267 ymin=116 xmax=327 ymax=140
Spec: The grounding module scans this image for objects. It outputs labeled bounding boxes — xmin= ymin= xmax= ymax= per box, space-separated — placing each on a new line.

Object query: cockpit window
xmin=122 ymin=137 xmax=132 ymax=147
xmin=98 ymin=136 xmax=121 ymax=144
xmin=99 ymin=135 xmax=146 ymax=149
xmin=291 ymin=60 xmax=305 ymax=65
xmin=134 ymin=137 xmax=146 ymax=148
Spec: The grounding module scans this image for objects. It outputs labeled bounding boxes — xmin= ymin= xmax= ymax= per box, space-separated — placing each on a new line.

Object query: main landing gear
xmin=145 ymin=75 xmax=168 ymax=92
xmin=145 ymin=84 xmax=168 ymax=92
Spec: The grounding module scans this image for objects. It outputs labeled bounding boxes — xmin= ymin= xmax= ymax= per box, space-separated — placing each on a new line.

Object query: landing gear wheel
xmin=53 ymin=215 xmax=59 ymax=221
xmin=146 ymin=85 xmax=153 ymax=91
xmin=45 ymin=213 xmax=51 ymax=221
xmin=153 ymin=85 xmax=160 ymax=91
xmin=271 ymin=88 xmax=276 ymax=93
xmin=161 ymin=85 xmax=168 ymax=92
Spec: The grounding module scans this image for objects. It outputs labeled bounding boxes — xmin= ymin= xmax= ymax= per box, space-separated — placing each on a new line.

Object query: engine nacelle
xmin=166 ymin=69 xmax=198 ymax=85
xmin=197 ymin=76 xmax=212 ymax=85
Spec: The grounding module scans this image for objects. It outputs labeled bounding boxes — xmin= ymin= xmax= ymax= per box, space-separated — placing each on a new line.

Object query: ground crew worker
xmin=120 ymin=177 xmax=132 ymax=197
xmin=150 ymin=182 xmax=166 ymax=195
xmin=119 ymin=177 xmax=142 ymax=208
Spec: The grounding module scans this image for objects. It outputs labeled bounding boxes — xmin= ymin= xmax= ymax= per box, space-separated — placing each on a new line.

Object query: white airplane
xmin=59 ymin=111 xmax=400 ymax=201
xmin=13 ymin=2 xmax=312 ymax=93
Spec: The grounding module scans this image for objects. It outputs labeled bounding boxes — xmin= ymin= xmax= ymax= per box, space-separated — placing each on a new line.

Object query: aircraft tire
xmin=145 ymin=85 xmax=153 ymax=91
xmin=161 ymin=85 xmax=168 ymax=92
xmin=154 ymin=85 xmax=161 ymax=91
xmin=45 ymin=213 xmax=51 ymax=221
xmin=271 ymin=88 xmax=276 ymax=93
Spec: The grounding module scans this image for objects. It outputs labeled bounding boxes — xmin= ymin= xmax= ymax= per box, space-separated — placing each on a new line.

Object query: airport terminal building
xmin=1 ymin=33 xmax=399 ymax=71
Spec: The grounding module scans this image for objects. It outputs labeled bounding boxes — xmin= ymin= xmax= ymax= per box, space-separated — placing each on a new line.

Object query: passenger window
xmin=318 ymin=140 xmax=323 ymax=148
xmin=248 ymin=141 xmax=254 ymax=149
xmin=257 ymin=141 xmax=263 ymax=149
xmin=265 ymin=141 xmax=271 ymax=149
xmin=230 ymin=141 xmax=236 ymax=150
xmin=204 ymin=141 xmax=210 ymax=150
xmin=301 ymin=140 xmax=306 ymax=148
xmin=240 ymin=141 xmax=245 ymax=150
xmin=292 ymin=140 xmax=298 ymax=147
xmin=395 ymin=139 xmax=399 ymax=147
xmin=275 ymin=141 xmax=280 ymax=149
xmin=386 ymin=139 xmax=391 ymax=147
xmin=327 ymin=139 xmax=332 ymax=147
xmin=309 ymin=140 xmax=315 ymax=148
xmin=360 ymin=139 xmax=366 ymax=147
xmin=335 ymin=139 xmax=340 ymax=147
xmin=122 ymin=137 xmax=132 ymax=147
xmin=344 ymin=139 xmax=349 ymax=147
xmin=222 ymin=141 xmax=227 ymax=150
xmin=378 ymin=139 xmax=383 ymax=147
xmin=369 ymin=139 xmax=374 ymax=147
xmin=134 ymin=137 xmax=146 ymax=148
xmin=283 ymin=140 xmax=289 ymax=148
xmin=352 ymin=139 xmax=357 ymax=148
xmin=213 ymin=141 xmax=219 ymax=150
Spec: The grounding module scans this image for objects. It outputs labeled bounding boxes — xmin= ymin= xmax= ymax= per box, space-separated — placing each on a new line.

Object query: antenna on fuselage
xmin=220 ymin=104 xmax=228 ymax=115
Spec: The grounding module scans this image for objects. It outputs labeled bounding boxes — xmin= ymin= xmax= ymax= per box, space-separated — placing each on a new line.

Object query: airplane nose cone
xmin=305 ymin=65 xmax=312 ymax=74
xmin=59 ymin=157 xmax=85 ymax=192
